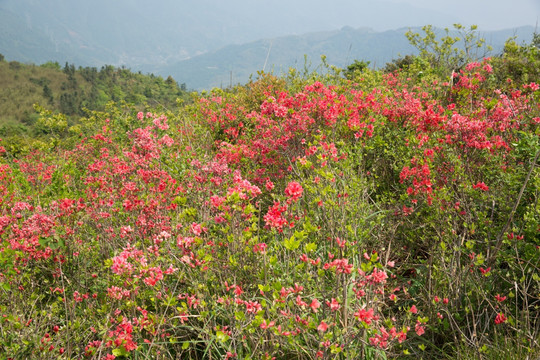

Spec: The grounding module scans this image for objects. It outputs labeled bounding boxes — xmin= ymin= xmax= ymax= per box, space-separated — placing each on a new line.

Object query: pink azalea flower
xmin=284 ymin=181 xmax=303 ymax=201
xmin=317 ymin=321 xmax=328 ymax=332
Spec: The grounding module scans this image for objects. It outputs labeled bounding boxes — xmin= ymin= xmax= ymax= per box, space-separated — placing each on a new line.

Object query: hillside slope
xmin=0 ymin=59 xmax=188 ymax=142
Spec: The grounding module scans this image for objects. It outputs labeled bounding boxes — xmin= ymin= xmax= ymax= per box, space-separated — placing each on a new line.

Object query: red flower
xmin=415 ymin=321 xmax=425 ymax=336
xmin=284 ymin=181 xmax=303 ymax=201
xmin=264 ymin=201 xmax=288 ymax=230
xmin=494 ymin=312 xmax=507 ymax=324
xmin=265 ymin=180 xmax=274 ymax=191
xmin=317 ymin=321 xmax=328 ymax=332
xmin=367 ymin=268 xmax=388 ymax=284
xmin=479 ymin=267 xmax=491 ymax=276
xmin=472 ymin=182 xmax=489 ymax=191
xmin=260 ymin=319 xmax=275 ymax=329
xmin=326 ymin=298 xmax=340 ymax=311
xmin=190 ymin=222 xmax=205 ymax=236
xmin=354 ymin=307 xmax=375 ymax=324
xmin=309 ymin=298 xmax=321 ymax=312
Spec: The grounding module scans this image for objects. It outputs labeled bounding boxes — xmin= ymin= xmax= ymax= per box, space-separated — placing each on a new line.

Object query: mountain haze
xmin=0 ymin=0 xmax=464 ymax=68
xmin=1 ymin=0 xmax=537 ymax=89
xmin=159 ymin=26 xmax=536 ymax=90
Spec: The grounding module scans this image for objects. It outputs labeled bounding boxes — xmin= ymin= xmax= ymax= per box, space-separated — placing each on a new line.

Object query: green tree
xmin=343 ymin=60 xmax=370 ymax=80
xmin=42 ymin=84 xmax=54 ymax=105
xmin=40 ymin=61 xmax=61 ymax=70
xmin=405 ymin=24 xmax=491 ymax=76
xmin=63 ymin=62 xmax=76 ymax=77
xmin=165 ymin=75 xmax=177 ymax=87
xmin=383 ymin=54 xmax=415 ymax=73
xmin=491 ymin=32 xmax=540 ymax=86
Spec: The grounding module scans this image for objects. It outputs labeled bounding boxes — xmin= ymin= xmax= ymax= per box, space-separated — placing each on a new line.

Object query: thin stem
xmin=489 ymin=150 xmax=539 ymax=265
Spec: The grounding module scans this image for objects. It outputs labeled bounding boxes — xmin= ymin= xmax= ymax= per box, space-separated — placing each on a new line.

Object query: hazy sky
xmin=2 ymin=0 xmax=538 ymax=66
xmin=1 ymin=0 xmax=537 ymax=88
xmin=388 ymin=0 xmax=539 ymax=30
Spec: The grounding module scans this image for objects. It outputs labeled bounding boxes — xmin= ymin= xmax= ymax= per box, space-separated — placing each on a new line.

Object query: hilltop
xmin=0 ymin=58 xmax=189 ymax=152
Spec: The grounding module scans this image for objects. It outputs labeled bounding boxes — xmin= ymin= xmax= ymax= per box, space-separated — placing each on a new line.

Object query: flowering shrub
xmin=0 ymin=55 xmax=538 ymax=360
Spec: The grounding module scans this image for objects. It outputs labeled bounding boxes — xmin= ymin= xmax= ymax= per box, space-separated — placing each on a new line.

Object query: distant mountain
xmin=0 ymin=0 xmax=462 ymax=70
xmin=157 ymin=26 xmax=537 ymax=90
xmin=0 ymin=0 xmax=536 ymax=90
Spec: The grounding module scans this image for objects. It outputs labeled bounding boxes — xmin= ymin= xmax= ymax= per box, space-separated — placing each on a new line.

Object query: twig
xmin=489 ymin=149 xmax=540 ymax=265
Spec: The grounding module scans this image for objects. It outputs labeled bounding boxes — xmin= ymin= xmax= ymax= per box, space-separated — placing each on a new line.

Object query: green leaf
xmin=294 ymin=230 xmax=307 ymax=241
xmin=360 ymin=262 xmax=373 ymax=273
xmin=284 ymin=234 xmax=300 ymax=251
xmin=304 ymin=242 xmax=317 ymax=253
xmin=330 ymin=344 xmax=342 ymax=354
xmin=216 ymin=330 xmax=230 ymax=343
xmin=443 ymin=318 xmax=450 ymax=331
xmin=302 ymin=219 xmax=317 ymax=233
xmin=235 ymin=311 xmax=245 ymax=321
xmin=173 ymin=196 xmax=187 ymax=205
xmin=38 ymin=237 xmax=50 ymax=247
xmin=474 ymin=253 xmax=485 ymax=266
xmin=112 ymin=347 xmax=129 ymax=357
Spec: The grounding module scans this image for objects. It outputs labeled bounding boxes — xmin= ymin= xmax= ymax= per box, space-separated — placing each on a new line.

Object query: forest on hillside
xmin=0 ymin=58 xmax=189 ymax=155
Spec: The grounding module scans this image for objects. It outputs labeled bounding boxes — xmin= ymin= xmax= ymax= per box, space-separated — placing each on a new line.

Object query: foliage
xmin=490 ymin=33 xmax=540 ymax=88
xmin=404 ymin=24 xmax=492 ymax=78
xmin=0 ymin=30 xmax=539 ymax=360
xmin=344 ymin=60 xmax=371 ymax=80
xmin=383 ymin=55 xmax=416 ymax=73
xmin=0 ymin=59 xmax=190 ymax=151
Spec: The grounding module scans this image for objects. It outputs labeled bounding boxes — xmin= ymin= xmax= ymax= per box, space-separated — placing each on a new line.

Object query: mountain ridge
xmin=156 ymin=25 xmax=536 ymax=90
xmin=0 ymin=0 xmax=535 ymax=90
xmin=0 ymin=0 xmax=469 ymax=69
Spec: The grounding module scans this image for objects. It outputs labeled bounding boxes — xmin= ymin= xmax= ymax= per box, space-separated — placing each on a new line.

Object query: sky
xmin=1 ymin=0 xmax=538 ymax=88
xmin=388 ymin=0 xmax=539 ymax=30
xmin=1 ymin=0 xmax=538 ymax=68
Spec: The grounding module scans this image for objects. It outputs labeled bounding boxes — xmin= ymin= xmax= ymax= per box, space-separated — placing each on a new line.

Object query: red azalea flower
xmin=317 ymin=321 xmax=328 ymax=332
xmin=495 ymin=312 xmax=507 ymax=324
xmin=284 ymin=181 xmax=303 ymax=201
